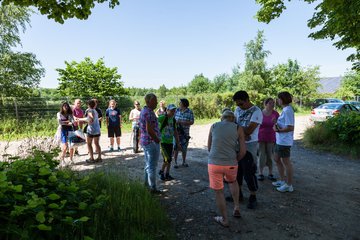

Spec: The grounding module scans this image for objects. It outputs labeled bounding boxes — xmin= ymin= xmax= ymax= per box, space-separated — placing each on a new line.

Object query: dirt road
xmin=1 ymin=116 xmax=359 ymax=239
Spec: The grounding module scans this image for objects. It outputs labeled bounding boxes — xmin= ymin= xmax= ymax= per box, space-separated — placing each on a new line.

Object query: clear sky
xmin=17 ymin=0 xmax=353 ymax=89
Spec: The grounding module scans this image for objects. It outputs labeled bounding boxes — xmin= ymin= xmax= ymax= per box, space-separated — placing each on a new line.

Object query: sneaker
xmin=257 ymin=174 xmax=265 ymax=181
xmin=272 ymin=180 xmax=285 ymax=187
xmin=86 ymin=159 xmax=96 ymax=164
xmin=247 ymin=195 xmax=257 ymax=209
xmin=109 ymin=146 xmax=114 ymax=152
xmin=165 ymin=175 xmax=174 ymax=181
xmin=160 ymin=174 xmax=166 ymax=181
xmin=174 ymin=164 xmax=179 ymax=169
xmin=150 ymin=188 xmax=162 ymax=194
xmin=268 ymin=174 xmax=277 ymax=181
xmin=225 ymin=190 xmax=244 ymax=203
xmin=95 ymin=158 xmax=102 ymax=163
xmin=74 ymin=150 xmax=80 ymax=156
xmin=117 ymin=146 xmax=121 ymax=152
xmin=277 ymin=183 xmax=294 ymax=193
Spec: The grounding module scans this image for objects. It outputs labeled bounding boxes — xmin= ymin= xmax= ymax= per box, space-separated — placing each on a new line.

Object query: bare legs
xmin=214 ymin=181 xmax=240 ymax=226
xmin=274 ymin=153 xmax=293 ymax=185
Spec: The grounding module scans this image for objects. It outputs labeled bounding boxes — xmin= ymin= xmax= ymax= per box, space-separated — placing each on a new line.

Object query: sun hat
xmin=167 ymin=104 xmax=177 ymax=110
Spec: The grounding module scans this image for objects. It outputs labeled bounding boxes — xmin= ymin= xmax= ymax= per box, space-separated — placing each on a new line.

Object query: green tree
xmin=157 ymin=84 xmax=168 ymax=98
xmin=57 ymin=57 xmax=126 ymax=98
xmin=255 ymin=0 xmax=360 ymax=70
xmin=0 ymin=3 xmax=44 ymax=97
xmin=1 ymin=0 xmax=120 ymax=24
xmin=211 ymin=73 xmax=230 ymax=93
xmin=269 ymin=59 xmax=320 ymax=102
xmin=167 ymin=86 xmax=188 ymax=96
xmin=336 ymin=71 xmax=360 ymax=99
xmin=187 ymin=73 xmax=211 ymax=95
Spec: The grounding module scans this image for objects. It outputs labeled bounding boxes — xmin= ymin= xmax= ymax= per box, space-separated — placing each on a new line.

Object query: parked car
xmin=345 ymin=101 xmax=360 ymax=110
xmin=310 ymin=103 xmax=359 ymax=122
xmin=311 ymin=98 xmax=344 ymax=109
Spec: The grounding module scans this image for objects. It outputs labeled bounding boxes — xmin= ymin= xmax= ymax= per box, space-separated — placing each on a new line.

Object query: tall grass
xmin=89 ymin=169 xmax=175 ymax=240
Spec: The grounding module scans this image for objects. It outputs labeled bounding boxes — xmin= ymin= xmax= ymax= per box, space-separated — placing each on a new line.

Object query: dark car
xmin=311 ymin=98 xmax=344 ymax=109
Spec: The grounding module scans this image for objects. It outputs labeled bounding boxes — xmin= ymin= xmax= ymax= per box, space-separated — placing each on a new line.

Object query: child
xmin=106 ymin=100 xmax=122 ymax=151
xmin=158 ymin=104 xmax=181 ymax=181
xmin=57 ymin=102 xmax=75 ymax=163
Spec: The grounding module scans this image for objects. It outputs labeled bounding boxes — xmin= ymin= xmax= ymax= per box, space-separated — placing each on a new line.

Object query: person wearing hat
xmin=158 ymin=104 xmax=181 ymax=181
xmin=208 ymin=109 xmax=246 ymax=227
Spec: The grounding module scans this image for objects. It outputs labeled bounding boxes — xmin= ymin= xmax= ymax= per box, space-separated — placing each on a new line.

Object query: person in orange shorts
xmin=207 ymin=109 xmax=246 ymax=227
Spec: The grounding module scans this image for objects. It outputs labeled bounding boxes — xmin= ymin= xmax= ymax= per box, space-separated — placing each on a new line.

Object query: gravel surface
xmin=1 ymin=115 xmax=359 ymax=240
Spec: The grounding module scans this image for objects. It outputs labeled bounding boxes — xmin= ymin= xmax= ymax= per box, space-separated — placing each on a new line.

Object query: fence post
xmin=13 ymin=98 xmax=19 ymax=120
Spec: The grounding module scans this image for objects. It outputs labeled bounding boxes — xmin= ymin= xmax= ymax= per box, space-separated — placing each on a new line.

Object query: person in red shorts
xmin=207 ymin=109 xmax=246 ymax=227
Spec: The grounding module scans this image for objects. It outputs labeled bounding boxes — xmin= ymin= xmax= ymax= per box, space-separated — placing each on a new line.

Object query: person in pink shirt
xmin=258 ymin=98 xmax=279 ymax=181
xmin=72 ymin=99 xmax=84 ymax=155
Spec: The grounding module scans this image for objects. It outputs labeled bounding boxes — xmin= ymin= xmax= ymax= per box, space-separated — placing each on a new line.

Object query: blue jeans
xmin=143 ymin=142 xmax=160 ymax=190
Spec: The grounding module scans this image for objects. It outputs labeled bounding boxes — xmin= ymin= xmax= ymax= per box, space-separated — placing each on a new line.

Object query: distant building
xmin=317 ymin=77 xmax=342 ymax=94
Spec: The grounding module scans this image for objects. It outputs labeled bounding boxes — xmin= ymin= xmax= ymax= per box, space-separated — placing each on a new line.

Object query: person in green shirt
xmin=158 ymin=104 xmax=181 ymax=181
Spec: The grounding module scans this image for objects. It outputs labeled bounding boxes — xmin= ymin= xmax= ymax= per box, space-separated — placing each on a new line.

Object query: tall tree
xmin=336 ymin=71 xmax=360 ymax=99
xmin=0 ymin=3 xmax=44 ymax=97
xmin=1 ymin=0 xmax=120 ymax=24
xmin=187 ymin=74 xmax=211 ymax=95
xmin=57 ymin=57 xmax=126 ymax=98
xmin=255 ymin=0 xmax=360 ymax=70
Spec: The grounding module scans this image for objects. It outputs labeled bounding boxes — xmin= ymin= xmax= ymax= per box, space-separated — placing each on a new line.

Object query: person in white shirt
xmin=272 ymin=91 xmax=295 ymax=193
xmin=230 ymin=90 xmax=263 ymax=209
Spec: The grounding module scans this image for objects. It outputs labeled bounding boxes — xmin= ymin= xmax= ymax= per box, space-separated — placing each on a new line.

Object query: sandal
xmin=233 ymin=209 xmax=241 ymax=218
xmin=214 ymin=216 xmax=229 ymax=228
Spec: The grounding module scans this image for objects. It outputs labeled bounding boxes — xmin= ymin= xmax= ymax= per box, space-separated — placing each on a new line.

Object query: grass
xmin=89 ymin=168 xmax=176 ymax=239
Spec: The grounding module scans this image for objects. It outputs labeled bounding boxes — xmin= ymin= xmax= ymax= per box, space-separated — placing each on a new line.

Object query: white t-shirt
xmin=276 ymin=105 xmax=295 ymax=146
xmin=235 ymin=105 xmax=263 ymax=143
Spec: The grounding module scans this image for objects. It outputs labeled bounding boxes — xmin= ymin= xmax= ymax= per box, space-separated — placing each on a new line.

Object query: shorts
xmin=108 ymin=125 xmax=121 ymax=138
xmin=160 ymin=143 xmax=173 ymax=163
xmin=173 ymin=135 xmax=189 ymax=152
xmin=61 ymin=129 xmax=70 ymax=144
xmin=208 ymin=164 xmax=238 ymax=190
xmin=87 ymin=134 xmax=101 ymax=138
xmin=274 ymin=144 xmax=291 ymax=158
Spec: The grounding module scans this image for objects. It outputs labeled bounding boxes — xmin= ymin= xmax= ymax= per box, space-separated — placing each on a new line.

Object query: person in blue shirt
xmin=106 ymin=100 xmax=122 ymax=151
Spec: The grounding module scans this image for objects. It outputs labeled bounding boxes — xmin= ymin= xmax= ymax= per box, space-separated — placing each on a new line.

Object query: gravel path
xmin=1 ymin=116 xmax=359 ymax=240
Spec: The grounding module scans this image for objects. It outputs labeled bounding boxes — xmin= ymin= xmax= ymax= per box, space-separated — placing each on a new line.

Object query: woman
xmin=155 ymin=100 xmax=166 ymax=117
xmin=258 ymin=98 xmax=279 ymax=181
xmin=272 ymin=92 xmax=295 ymax=192
xmin=208 ymin=110 xmax=246 ymax=227
xmin=173 ymin=98 xmax=194 ymax=168
xmin=77 ymin=99 xmax=102 ymax=163
xmin=129 ymin=100 xmax=142 ymax=153
xmin=57 ymin=102 xmax=75 ymax=162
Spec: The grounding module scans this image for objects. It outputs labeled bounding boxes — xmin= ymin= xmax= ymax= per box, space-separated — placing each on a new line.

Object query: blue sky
xmin=18 ymin=0 xmax=353 ymax=89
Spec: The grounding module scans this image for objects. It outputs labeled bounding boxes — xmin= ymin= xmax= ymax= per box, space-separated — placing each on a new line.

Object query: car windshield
xmin=317 ymin=104 xmax=341 ymax=110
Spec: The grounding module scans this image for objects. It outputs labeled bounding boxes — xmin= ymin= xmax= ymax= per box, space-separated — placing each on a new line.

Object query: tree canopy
xmin=0 ymin=4 xmax=44 ymax=97
xmin=57 ymin=57 xmax=126 ymax=98
xmin=1 ymin=0 xmax=120 ymax=24
xmin=255 ymin=0 xmax=360 ymax=70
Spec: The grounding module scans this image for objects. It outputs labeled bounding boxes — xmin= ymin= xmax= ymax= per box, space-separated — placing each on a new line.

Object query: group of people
xmin=56 ymin=98 xmax=123 ymax=163
xmin=139 ymin=94 xmax=194 ymax=193
xmin=207 ymin=90 xmax=295 ymax=227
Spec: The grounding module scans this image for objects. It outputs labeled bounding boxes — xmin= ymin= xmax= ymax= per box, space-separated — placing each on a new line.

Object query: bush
xmin=0 ymin=149 xmax=106 ymax=240
xmin=303 ymin=112 xmax=360 ymax=158
xmin=0 ymin=150 xmax=175 ymax=240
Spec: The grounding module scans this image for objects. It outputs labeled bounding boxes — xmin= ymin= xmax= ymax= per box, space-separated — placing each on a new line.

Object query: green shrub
xmin=303 ymin=112 xmax=360 ymax=158
xmin=0 ymin=150 xmax=175 ymax=240
xmin=0 ymin=149 xmax=106 ymax=240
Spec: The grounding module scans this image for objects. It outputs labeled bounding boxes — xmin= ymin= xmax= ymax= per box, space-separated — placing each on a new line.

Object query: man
xmin=139 ymin=93 xmax=161 ymax=194
xmin=230 ymin=90 xmax=263 ymax=209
